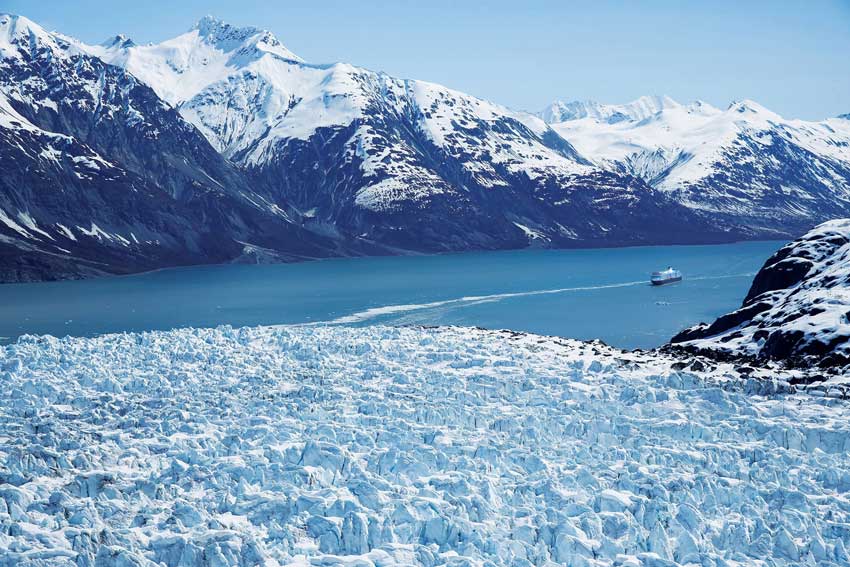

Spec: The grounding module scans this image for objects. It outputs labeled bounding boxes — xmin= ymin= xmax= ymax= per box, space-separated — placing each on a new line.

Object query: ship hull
xmin=651 ymin=276 xmax=682 ymax=286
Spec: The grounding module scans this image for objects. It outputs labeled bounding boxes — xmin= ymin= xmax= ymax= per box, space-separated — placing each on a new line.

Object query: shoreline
xmin=0 ymin=237 xmax=788 ymax=287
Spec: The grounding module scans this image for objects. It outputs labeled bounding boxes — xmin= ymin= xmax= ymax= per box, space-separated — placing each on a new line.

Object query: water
xmin=0 ymin=241 xmax=781 ymax=349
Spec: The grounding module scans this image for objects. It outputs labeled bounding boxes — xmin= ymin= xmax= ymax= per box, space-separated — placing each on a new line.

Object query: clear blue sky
xmin=7 ymin=0 xmax=850 ymax=120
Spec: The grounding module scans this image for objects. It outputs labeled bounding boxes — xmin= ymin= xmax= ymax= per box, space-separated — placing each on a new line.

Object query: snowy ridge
xmin=2 ymin=324 xmax=849 ymax=566
xmin=544 ymin=95 xmax=850 ymax=232
xmin=82 ymin=17 xmax=594 ymax=201
xmin=672 ymin=219 xmax=850 ymax=369
xmin=540 ymin=95 xmax=699 ymax=125
xmin=67 ymin=15 xmax=710 ymax=254
xmin=0 ymin=13 xmax=340 ymax=282
xmin=85 ymin=16 xmax=302 ymax=104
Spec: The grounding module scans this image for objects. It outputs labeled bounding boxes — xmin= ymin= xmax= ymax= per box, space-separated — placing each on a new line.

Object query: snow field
xmin=1 ymin=324 xmax=849 ymax=566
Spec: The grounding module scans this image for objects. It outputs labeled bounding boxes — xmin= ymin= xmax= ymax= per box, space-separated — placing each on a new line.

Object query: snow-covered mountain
xmin=671 ymin=219 xmax=850 ymax=369
xmin=543 ymin=96 xmax=850 ymax=236
xmin=540 ymin=95 xmax=683 ymax=124
xmin=4 ymin=13 xmax=846 ymax=281
xmin=74 ymin=17 xmax=728 ymax=255
xmin=0 ymin=14 xmax=344 ymax=281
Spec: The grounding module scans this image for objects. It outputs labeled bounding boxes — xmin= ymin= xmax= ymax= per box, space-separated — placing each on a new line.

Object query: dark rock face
xmin=0 ymin=15 xmax=339 ymax=282
xmin=743 ymin=232 xmax=849 ymax=302
xmin=248 ymin=123 xmax=734 ymax=255
xmin=670 ymin=301 xmax=773 ymax=344
xmin=669 ymin=220 xmax=850 ymax=370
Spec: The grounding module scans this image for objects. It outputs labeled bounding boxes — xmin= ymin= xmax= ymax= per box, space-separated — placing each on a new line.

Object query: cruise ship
xmin=651 ymin=267 xmax=682 ymax=286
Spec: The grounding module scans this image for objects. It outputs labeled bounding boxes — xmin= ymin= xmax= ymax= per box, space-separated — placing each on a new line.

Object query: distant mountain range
xmin=1 ymin=14 xmax=848 ymax=281
xmin=541 ymin=95 xmax=850 ymax=235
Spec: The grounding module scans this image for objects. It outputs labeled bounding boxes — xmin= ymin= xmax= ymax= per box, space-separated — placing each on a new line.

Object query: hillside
xmin=671 ymin=219 xmax=850 ymax=370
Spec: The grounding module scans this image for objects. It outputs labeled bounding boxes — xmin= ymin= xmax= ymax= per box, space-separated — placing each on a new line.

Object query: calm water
xmin=0 ymin=241 xmax=781 ymax=349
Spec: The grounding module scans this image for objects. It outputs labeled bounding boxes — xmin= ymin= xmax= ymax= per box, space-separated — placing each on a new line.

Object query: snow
xmin=71 ymin=155 xmax=104 ymax=170
xmin=512 ymin=222 xmax=547 ymax=241
xmin=54 ymin=224 xmax=76 ymax=241
xmin=547 ymin=96 xmax=755 ymax=190
xmin=408 ymin=81 xmax=592 ymax=183
xmin=78 ymin=18 xmax=356 ymax=151
xmin=70 ymin=16 xmax=596 ymax=212
xmin=76 ymin=222 xmax=127 ymax=244
xmin=1 ymin=323 xmax=849 ymax=566
xmin=540 ymin=95 xmax=695 ymax=125
xmin=0 ymin=207 xmax=34 ymax=239
xmin=0 ymin=14 xmax=61 ymax=60
xmin=545 ymin=96 xmax=850 ymax=204
xmin=0 ymin=91 xmax=55 ymax=135
xmin=84 ymin=17 xmax=301 ymax=105
xmin=677 ymin=219 xmax=850 ymax=366
xmin=354 ymin=177 xmax=446 ymax=212
xmin=16 ymin=211 xmax=53 ymax=240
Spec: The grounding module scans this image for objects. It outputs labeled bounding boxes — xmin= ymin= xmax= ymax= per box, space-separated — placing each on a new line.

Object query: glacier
xmin=1 ymin=324 xmax=849 ymax=566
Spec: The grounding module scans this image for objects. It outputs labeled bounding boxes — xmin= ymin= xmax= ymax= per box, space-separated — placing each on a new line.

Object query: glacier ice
xmin=0 ymin=324 xmax=849 ymax=566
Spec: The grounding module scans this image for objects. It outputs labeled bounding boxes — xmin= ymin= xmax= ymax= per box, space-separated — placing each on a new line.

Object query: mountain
xmin=540 ymin=95 xmax=683 ymax=124
xmin=4 ymin=14 xmax=842 ymax=283
xmin=77 ymin=17 xmax=731 ymax=254
xmin=670 ymin=219 xmax=850 ymax=370
xmin=542 ymin=96 xmax=850 ymax=237
xmin=0 ymin=14 xmax=345 ymax=282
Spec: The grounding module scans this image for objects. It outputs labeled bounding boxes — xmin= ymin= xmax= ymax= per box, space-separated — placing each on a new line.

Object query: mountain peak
xmin=100 ymin=34 xmax=135 ymax=49
xmin=188 ymin=15 xmax=301 ymax=62
xmin=540 ymin=95 xmax=681 ymax=124
xmin=625 ymin=95 xmax=680 ymax=119
xmin=0 ymin=13 xmax=69 ymax=58
xmin=727 ymin=99 xmax=767 ymax=113
xmin=685 ymin=99 xmax=721 ymax=115
xmin=0 ymin=13 xmax=32 ymax=30
xmin=0 ymin=14 xmax=39 ymax=40
xmin=192 ymin=15 xmax=258 ymax=40
xmin=633 ymin=94 xmax=680 ymax=109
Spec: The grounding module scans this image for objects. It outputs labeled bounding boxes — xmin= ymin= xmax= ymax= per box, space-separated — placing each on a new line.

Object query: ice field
xmin=1 ymin=324 xmax=849 ymax=566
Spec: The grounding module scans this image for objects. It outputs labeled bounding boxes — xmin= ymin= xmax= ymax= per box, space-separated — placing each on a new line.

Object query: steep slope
xmin=86 ymin=18 xmax=729 ymax=252
xmin=544 ymin=96 xmax=850 ymax=237
xmin=671 ymin=219 xmax=850 ymax=369
xmin=0 ymin=91 xmax=196 ymax=281
xmin=0 ymin=14 xmax=337 ymax=282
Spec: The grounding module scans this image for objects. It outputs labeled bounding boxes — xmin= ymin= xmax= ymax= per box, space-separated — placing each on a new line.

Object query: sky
xmin=6 ymin=0 xmax=850 ymax=120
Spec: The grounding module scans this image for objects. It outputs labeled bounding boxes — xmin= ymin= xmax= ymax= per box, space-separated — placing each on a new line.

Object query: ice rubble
xmin=1 ymin=324 xmax=850 ymax=566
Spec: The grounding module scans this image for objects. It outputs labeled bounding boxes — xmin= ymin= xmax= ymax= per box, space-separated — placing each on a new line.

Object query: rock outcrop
xmin=671 ymin=219 xmax=850 ymax=369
